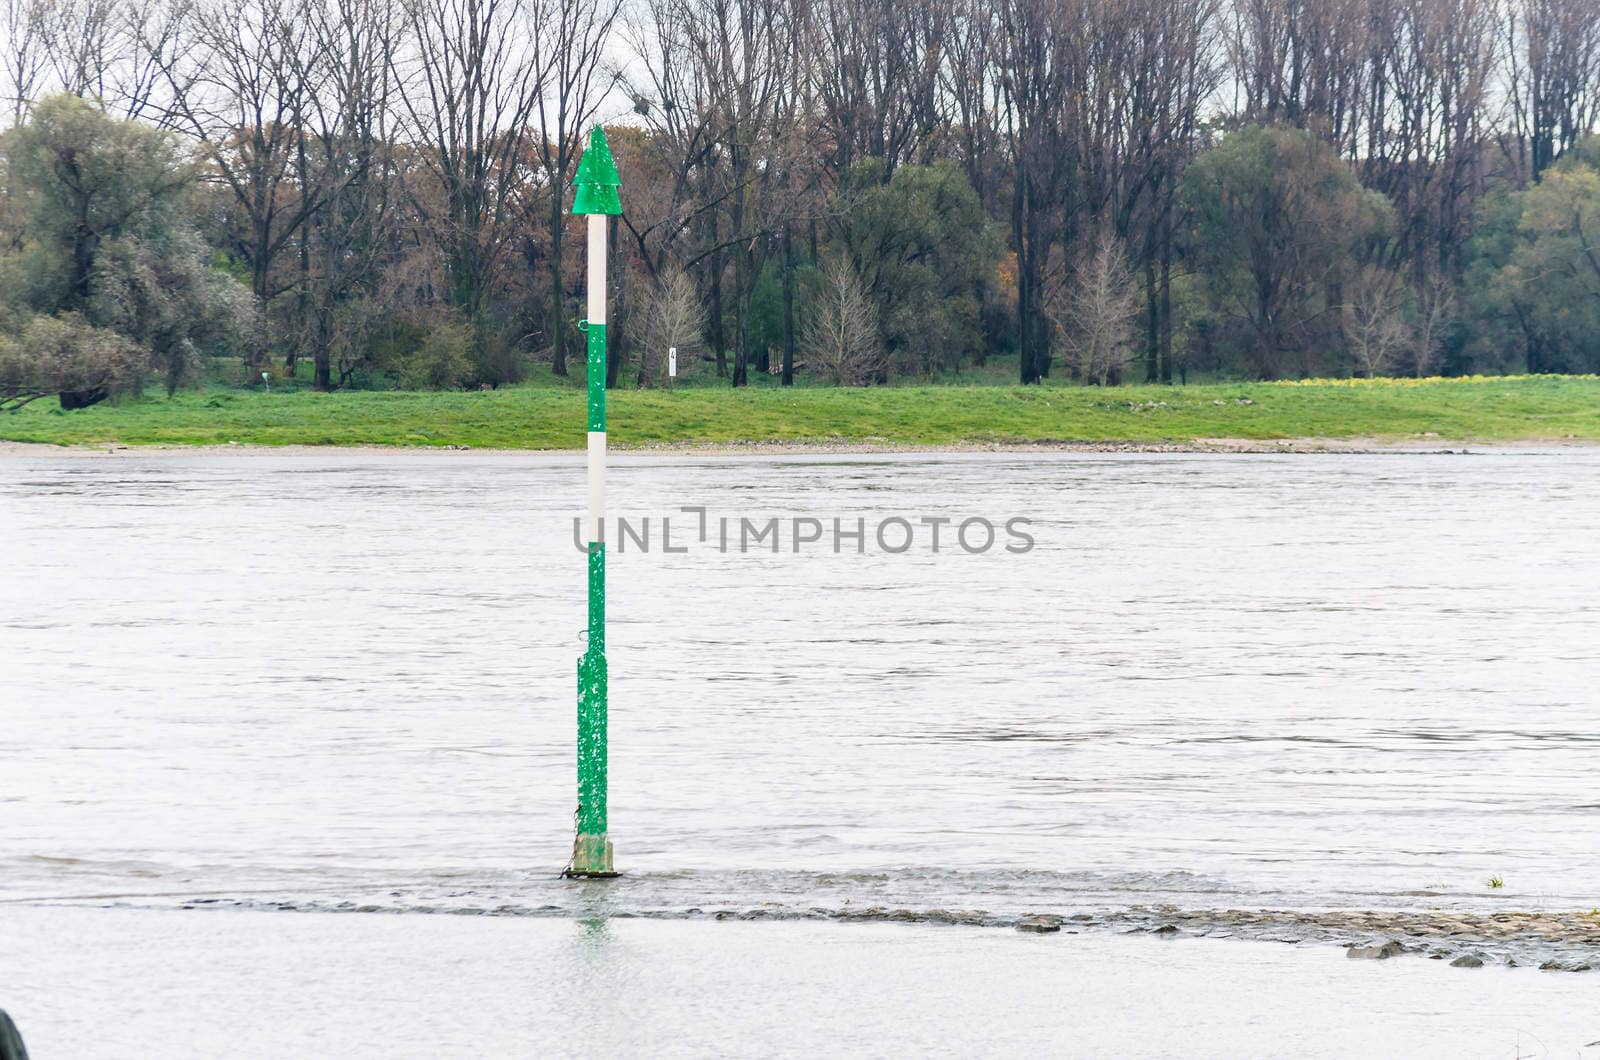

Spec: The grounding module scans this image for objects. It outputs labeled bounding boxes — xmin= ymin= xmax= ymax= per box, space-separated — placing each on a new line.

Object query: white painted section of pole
xmin=586 ymin=214 xmax=606 ymax=545
xmin=587 ymin=217 xmax=607 ymax=326
xmin=587 ymin=430 xmax=606 ymax=544
xmin=669 ymin=347 xmax=677 ymax=377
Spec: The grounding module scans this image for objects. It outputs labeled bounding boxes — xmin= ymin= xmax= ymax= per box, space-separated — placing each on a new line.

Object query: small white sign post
xmin=668 ymin=347 xmax=677 ymax=379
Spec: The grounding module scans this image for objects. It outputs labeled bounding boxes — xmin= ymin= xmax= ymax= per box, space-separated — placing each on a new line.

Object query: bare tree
xmin=995 ymin=0 xmax=1080 ymax=384
xmin=1101 ymin=0 xmax=1220 ymax=384
xmin=674 ymin=0 xmax=801 ymax=385
xmin=941 ymin=0 xmax=1002 ymax=212
xmin=154 ymin=0 xmax=325 ymax=366
xmin=1344 ymin=264 xmax=1408 ymax=377
xmin=809 ymin=0 xmax=949 ymax=176
xmin=529 ymin=0 xmax=621 ymax=377
xmin=1505 ymin=0 xmax=1600 ymax=180
xmin=1045 ymin=228 xmax=1137 ymax=385
xmin=619 ymin=0 xmax=730 ymax=379
xmin=1226 ymin=0 xmax=1372 ymax=160
xmin=1410 ymin=263 xmax=1454 ymax=376
xmin=42 ymin=0 xmax=120 ymax=100
xmin=1371 ymin=0 xmax=1497 ymax=288
xmin=297 ymin=0 xmax=404 ymax=389
xmin=631 ymin=263 xmax=703 ymax=385
xmin=117 ymin=0 xmax=185 ymax=120
xmin=2 ymin=0 xmax=51 ymax=125
xmin=397 ymin=0 xmax=551 ymax=381
xmin=803 ymin=254 xmax=882 ymax=385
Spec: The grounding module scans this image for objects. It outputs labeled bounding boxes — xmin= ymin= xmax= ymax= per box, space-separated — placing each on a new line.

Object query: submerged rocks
xmin=158 ymin=893 xmax=1598 ymax=974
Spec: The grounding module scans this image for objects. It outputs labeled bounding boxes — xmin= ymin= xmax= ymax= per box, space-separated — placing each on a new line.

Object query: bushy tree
xmin=2 ymin=95 xmax=189 ymax=311
xmin=399 ymin=317 xmax=474 ymax=389
xmin=829 ymin=161 xmax=999 ymax=379
xmin=1180 ymin=125 xmax=1392 ymax=379
xmin=1465 ymin=144 xmax=1600 ymax=373
xmin=1460 ymin=191 xmax=1548 ymax=374
xmin=1 ymin=95 xmax=254 ymax=403
xmin=0 ymin=312 xmax=146 ymax=409
xmin=1508 ymin=156 xmax=1600 ymax=368
xmin=89 ymin=227 xmax=256 ymax=393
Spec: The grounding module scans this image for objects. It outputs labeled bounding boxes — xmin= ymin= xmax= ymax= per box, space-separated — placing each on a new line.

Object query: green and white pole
xmin=566 ymin=127 xmax=622 ymax=878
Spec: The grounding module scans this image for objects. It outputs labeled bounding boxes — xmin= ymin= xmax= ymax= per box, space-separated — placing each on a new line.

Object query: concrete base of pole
xmin=562 ymin=834 xmax=617 ymax=879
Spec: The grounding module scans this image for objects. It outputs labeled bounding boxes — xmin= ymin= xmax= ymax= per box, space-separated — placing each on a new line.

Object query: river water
xmin=2 ymin=449 xmax=1597 ymax=918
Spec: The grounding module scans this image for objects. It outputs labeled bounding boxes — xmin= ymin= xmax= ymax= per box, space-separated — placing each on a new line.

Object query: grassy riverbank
xmin=2 ymin=375 xmax=1596 ymax=450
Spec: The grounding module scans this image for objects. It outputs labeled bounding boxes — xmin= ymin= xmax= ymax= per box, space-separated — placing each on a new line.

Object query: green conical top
xmin=572 ymin=126 xmax=622 ymax=216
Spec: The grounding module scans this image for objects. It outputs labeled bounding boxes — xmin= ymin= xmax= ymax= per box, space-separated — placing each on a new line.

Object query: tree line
xmin=2 ymin=0 xmax=1600 ymax=405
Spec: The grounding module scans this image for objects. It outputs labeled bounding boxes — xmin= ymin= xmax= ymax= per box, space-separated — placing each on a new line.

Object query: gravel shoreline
xmin=75 ymin=896 xmax=1600 ymax=971
xmin=0 ymin=436 xmax=1566 ymax=458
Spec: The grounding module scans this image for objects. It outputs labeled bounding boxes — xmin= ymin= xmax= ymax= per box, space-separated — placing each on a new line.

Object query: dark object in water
xmin=0 ymin=1008 xmax=28 ymax=1060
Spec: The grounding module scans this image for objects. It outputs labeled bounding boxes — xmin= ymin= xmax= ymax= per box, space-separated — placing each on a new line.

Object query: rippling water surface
xmin=2 ymin=450 xmax=1596 ymax=917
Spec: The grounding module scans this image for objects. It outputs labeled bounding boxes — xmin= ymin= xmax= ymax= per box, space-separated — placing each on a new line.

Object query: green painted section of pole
xmin=576 ymin=545 xmax=607 ymax=836
xmin=566 ymin=126 xmax=621 ymax=879
xmin=576 ymin=324 xmax=607 ymax=841
xmin=585 ymin=323 xmax=607 ymax=435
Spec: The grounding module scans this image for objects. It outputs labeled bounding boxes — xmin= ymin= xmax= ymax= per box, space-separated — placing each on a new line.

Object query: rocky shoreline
xmin=1043 ymin=907 xmax=1600 ymax=972
xmin=95 ymin=896 xmax=1600 ymax=972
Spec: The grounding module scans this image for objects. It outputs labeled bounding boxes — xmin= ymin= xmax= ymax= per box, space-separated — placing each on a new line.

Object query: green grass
xmin=3 ymin=375 xmax=1597 ymax=449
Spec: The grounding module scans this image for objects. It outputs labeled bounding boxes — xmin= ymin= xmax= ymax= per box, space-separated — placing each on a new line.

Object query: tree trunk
xmin=250 ymin=219 xmax=272 ymax=371
xmin=549 ymin=192 xmax=568 ymax=376
xmin=68 ymin=180 xmax=95 ymax=310
xmin=732 ymin=251 xmax=750 ymax=387
xmin=291 ymin=225 xmax=310 ymax=379
xmin=1013 ymin=164 xmax=1037 ymax=385
xmin=730 ymin=180 xmax=750 ymax=387
xmin=709 ymin=248 xmax=727 ymax=377
xmin=1144 ymin=255 xmax=1159 ymax=383
xmin=1158 ymin=218 xmax=1173 ymax=385
xmin=59 ymin=386 xmax=109 ymax=410
xmin=781 ymin=224 xmax=795 ymax=386
xmin=606 ymin=214 xmax=626 ymax=387
xmin=289 ymin=131 xmax=312 ymax=379
xmin=753 ymin=230 xmax=770 ymax=375
xmin=314 ymin=289 xmax=334 ymax=391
